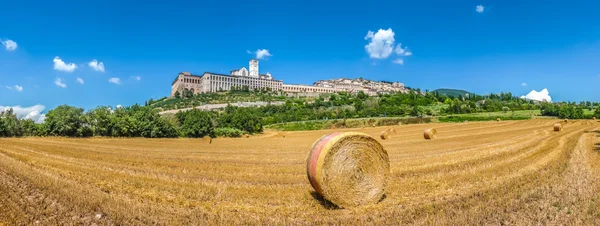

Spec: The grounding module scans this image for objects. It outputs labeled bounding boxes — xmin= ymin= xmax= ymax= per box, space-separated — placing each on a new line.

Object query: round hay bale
xmin=243 ymin=134 xmax=250 ymax=138
xmin=276 ymin=133 xmax=286 ymax=138
xmin=201 ymin=136 xmax=212 ymax=144
xmin=388 ymin=128 xmax=396 ymax=135
xmin=398 ymin=122 xmax=402 ymax=126
xmin=496 ymin=118 xmax=501 ymax=122
xmin=554 ymin=123 xmax=562 ymax=132
xmin=380 ymin=131 xmax=390 ymax=140
xmin=564 ymin=119 xmax=569 ymax=123
xmin=372 ymin=123 xmax=377 ymax=127
xmin=593 ymin=117 xmax=596 ymax=121
xmin=306 ymin=132 xmax=390 ymax=208
xmin=424 ymin=128 xmax=437 ymax=139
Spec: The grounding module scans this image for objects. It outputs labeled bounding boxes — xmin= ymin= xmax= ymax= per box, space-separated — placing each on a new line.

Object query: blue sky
xmin=1 ymin=0 xmax=600 ymax=118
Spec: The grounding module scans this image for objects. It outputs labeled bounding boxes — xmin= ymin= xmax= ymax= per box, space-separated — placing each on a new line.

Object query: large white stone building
xmin=171 ymin=59 xmax=407 ymax=97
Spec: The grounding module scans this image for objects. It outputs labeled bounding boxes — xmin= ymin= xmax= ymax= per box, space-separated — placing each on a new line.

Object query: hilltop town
xmin=171 ymin=59 xmax=409 ymax=98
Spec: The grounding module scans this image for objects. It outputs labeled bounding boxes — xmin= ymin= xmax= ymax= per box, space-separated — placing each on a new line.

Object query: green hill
xmin=433 ymin=89 xmax=476 ymax=98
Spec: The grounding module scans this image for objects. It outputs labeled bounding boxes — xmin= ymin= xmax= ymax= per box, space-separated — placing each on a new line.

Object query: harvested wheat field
xmin=2 ymin=119 xmax=600 ymax=225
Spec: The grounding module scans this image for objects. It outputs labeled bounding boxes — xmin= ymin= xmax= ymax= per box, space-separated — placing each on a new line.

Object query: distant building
xmin=170 ymin=59 xmax=408 ymax=97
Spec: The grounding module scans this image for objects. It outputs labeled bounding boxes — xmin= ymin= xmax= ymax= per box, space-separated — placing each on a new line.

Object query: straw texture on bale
xmin=306 ymin=132 xmax=390 ymax=208
xmin=380 ymin=131 xmax=390 ymax=140
xmin=201 ymin=136 xmax=212 ymax=144
xmin=424 ymin=128 xmax=437 ymax=139
xmin=554 ymin=123 xmax=562 ymax=132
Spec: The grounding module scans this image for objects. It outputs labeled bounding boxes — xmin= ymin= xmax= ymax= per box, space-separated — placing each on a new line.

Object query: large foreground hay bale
xmin=380 ymin=131 xmax=390 ymax=140
xmin=201 ymin=136 xmax=212 ymax=144
xmin=554 ymin=123 xmax=562 ymax=132
xmin=424 ymin=129 xmax=437 ymax=139
xmin=306 ymin=132 xmax=390 ymax=208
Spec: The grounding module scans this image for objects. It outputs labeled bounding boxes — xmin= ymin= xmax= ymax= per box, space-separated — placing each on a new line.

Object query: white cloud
xmin=116 ymin=104 xmax=122 ymax=109
xmin=476 ymin=5 xmax=485 ymax=13
xmin=255 ymin=49 xmax=272 ymax=59
xmin=520 ymin=88 xmax=552 ymax=102
xmin=14 ymin=85 xmax=23 ymax=92
xmin=1 ymin=39 xmax=18 ymax=51
xmin=521 ymin=82 xmax=527 ymax=86
xmin=0 ymin=105 xmax=46 ymax=123
xmin=108 ymin=77 xmax=121 ymax=84
xmin=134 ymin=76 xmax=141 ymax=81
xmin=54 ymin=78 xmax=67 ymax=88
xmin=392 ymin=59 xmax=404 ymax=65
xmin=246 ymin=50 xmax=252 ymax=54
xmin=365 ymin=28 xmax=396 ymax=59
xmin=53 ymin=57 xmax=77 ymax=72
xmin=394 ymin=43 xmax=412 ymax=56
xmin=76 ymin=77 xmax=84 ymax=84
xmin=88 ymin=59 xmax=105 ymax=72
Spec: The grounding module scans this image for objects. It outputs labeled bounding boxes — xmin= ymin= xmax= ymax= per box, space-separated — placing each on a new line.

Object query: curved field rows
xmin=1 ymin=119 xmax=600 ymax=225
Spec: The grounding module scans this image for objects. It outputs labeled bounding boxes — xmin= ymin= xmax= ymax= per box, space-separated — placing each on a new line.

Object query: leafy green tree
xmin=45 ymin=105 xmax=91 ymax=137
xmin=176 ymin=109 xmax=214 ymax=138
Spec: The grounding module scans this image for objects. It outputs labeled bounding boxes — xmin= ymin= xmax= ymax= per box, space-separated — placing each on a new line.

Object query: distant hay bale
xmin=201 ymin=136 xmax=212 ymax=144
xmin=275 ymin=133 xmax=286 ymax=138
xmin=554 ymin=123 xmax=562 ymax=132
xmin=593 ymin=117 xmax=596 ymax=121
xmin=387 ymin=127 xmax=396 ymax=135
xmin=243 ymin=134 xmax=250 ymax=138
xmin=372 ymin=123 xmax=377 ymax=127
xmin=497 ymin=118 xmax=501 ymax=122
xmin=564 ymin=119 xmax=568 ymax=123
xmin=398 ymin=122 xmax=402 ymax=126
xmin=424 ymin=128 xmax=437 ymax=139
xmin=306 ymin=132 xmax=390 ymax=208
xmin=380 ymin=131 xmax=390 ymax=140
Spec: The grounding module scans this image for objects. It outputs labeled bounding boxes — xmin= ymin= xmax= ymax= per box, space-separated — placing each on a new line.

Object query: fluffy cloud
xmin=521 ymin=82 xmax=527 ymax=86
xmin=521 ymin=88 xmax=552 ymax=102
xmin=109 ymin=77 xmax=121 ymax=84
xmin=255 ymin=49 xmax=272 ymax=59
xmin=53 ymin=57 xmax=77 ymax=72
xmin=55 ymin=78 xmax=67 ymax=88
xmin=476 ymin=5 xmax=485 ymax=13
xmin=392 ymin=59 xmax=404 ymax=65
xmin=76 ymin=77 xmax=84 ymax=84
xmin=88 ymin=59 xmax=105 ymax=72
xmin=365 ymin=28 xmax=413 ymax=62
xmin=134 ymin=76 xmax=141 ymax=81
xmin=364 ymin=29 xmax=396 ymax=59
xmin=394 ymin=44 xmax=412 ymax=56
xmin=0 ymin=105 xmax=46 ymax=123
xmin=1 ymin=39 xmax=18 ymax=51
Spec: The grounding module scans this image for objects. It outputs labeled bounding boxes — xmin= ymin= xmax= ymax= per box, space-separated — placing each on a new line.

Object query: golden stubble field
xmin=1 ymin=119 xmax=600 ymax=225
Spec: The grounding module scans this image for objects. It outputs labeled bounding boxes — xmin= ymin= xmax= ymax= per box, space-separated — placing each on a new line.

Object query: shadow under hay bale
xmin=424 ymin=128 xmax=437 ymax=139
xmin=554 ymin=123 xmax=562 ymax=132
xmin=306 ymin=132 xmax=390 ymax=208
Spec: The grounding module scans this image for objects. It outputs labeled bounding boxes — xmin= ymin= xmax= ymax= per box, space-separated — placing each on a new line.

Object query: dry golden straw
xmin=380 ymin=131 xmax=390 ymax=140
xmin=201 ymin=136 xmax=212 ymax=144
xmin=306 ymin=132 xmax=390 ymax=208
xmin=593 ymin=117 xmax=596 ymax=121
xmin=243 ymin=134 xmax=250 ymax=138
xmin=424 ymin=128 xmax=437 ymax=139
xmin=497 ymin=118 xmax=501 ymax=122
xmin=564 ymin=119 xmax=569 ymax=123
xmin=276 ymin=133 xmax=286 ymax=138
xmin=554 ymin=123 xmax=562 ymax=132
